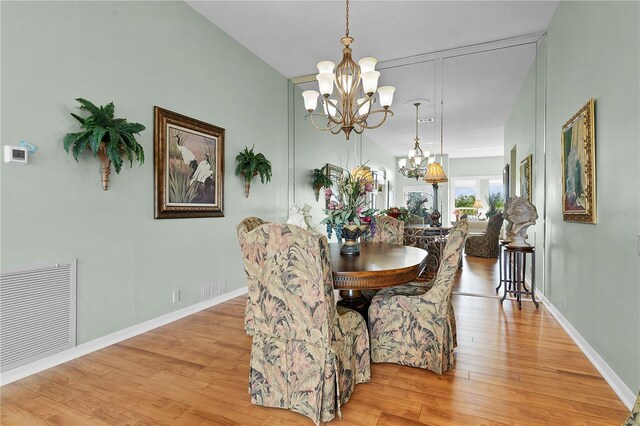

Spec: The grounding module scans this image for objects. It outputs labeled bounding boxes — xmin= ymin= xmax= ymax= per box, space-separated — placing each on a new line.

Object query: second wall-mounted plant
xmin=312 ymin=167 xmax=333 ymax=201
xmin=235 ymin=145 xmax=272 ymax=198
xmin=63 ymin=98 xmax=145 ymax=190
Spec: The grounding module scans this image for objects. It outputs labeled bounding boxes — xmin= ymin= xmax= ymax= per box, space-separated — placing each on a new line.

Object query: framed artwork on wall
xmin=503 ymin=164 xmax=510 ymax=199
xmin=519 ymin=154 xmax=532 ymax=202
xmin=154 ymin=107 xmax=224 ymax=219
xmin=561 ymin=98 xmax=596 ymax=223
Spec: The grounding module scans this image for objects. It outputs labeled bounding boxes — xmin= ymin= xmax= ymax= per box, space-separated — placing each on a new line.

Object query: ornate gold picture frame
xmin=519 ymin=154 xmax=532 ymax=203
xmin=561 ymin=98 xmax=596 ymax=223
xmin=154 ymin=107 xmax=224 ymax=219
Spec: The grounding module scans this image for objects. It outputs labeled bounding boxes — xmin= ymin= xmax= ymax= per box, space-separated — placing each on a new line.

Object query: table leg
xmin=337 ymin=289 xmax=369 ymax=321
xmin=497 ymin=245 xmax=503 ymax=294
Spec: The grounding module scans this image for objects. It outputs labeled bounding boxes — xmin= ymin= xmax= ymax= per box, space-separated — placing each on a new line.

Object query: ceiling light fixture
xmin=399 ymin=102 xmax=430 ymax=180
xmin=300 ymin=0 xmax=395 ymax=140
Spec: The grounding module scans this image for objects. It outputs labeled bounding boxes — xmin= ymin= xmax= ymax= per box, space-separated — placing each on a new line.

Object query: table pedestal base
xmin=337 ymin=289 xmax=369 ymax=321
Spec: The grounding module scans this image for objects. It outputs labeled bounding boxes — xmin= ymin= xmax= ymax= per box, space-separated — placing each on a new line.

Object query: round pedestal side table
xmin=500 ymin=245 xmax=539 ymax=310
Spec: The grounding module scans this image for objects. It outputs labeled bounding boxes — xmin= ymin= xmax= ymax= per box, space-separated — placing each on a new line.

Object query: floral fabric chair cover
xmin=464 ymin=212 xmax=504 ymax=258
xmin=240 ymin=223 xmax=370 ymax=425
xmin=624 ymin=393 xmax=640 ymax=425
xmin=368 ymin=219 xmax=469 ymax=374
xmin=236 ymin=217 xmax=266 ymax=336
xmin=364 ymin=216 xmax=404 ymax=245
xmin=362 ymin=216 xmax=404 ymax=300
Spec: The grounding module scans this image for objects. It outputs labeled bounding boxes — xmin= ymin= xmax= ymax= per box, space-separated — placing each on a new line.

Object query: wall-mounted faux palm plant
xmin=312 ymin=167 xmax=333 ymax=201
xmin=235 ymin=146 xmax=272 ymax=198
xmin=63 ymin=98 xmax=145 ymax=190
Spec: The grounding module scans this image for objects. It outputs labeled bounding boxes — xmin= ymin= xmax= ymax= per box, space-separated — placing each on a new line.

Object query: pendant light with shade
xmin=399 ymin=102 xmax=431 ymax=180
xmin=424 ymin=59 xmax=449 ymax=227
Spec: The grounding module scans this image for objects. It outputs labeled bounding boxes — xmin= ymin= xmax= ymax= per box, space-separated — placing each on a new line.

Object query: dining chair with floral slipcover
xmin=464 ymin=212 xmax=503 ymax=258
xmin=361 ymin=215 xmax=405 ymax=301
xmin=239 ymin=222 xmax=370 ymax=425
xmin=623 ymin=392 xmax=640 ymax=425
xmin=364 ymin=215 xmax=404 ymax=245
xmin=236 ymin=217 xmax=266 ymax=336
xmin=368 ymin=219 xmax=469 ymax=374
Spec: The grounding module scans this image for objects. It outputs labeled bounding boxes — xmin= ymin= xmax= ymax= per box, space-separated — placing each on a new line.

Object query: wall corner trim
xmin=536 ymin=290 xmax=636 ymax=410
xmin=0 ymin=286 xmax=248 ymax=386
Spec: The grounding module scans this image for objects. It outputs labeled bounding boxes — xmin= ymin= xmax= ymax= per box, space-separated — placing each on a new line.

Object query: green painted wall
xmin=0 ymin=1 xmax=289 ymax=344
xmin=506 ymin=1 xmax=640 ymax=393
xmin=449 ymin=156 xmax=504 ymax=178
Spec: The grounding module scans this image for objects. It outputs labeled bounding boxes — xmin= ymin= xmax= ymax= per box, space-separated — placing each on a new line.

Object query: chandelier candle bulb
xmin=302 ymin=90 xmax=319 ymax=112
xmin=316 ymin=73 xmax=334 ymax=97
xmin=338 ymin=75 xmax=354 ymax=94
xmin=398 ymin=158 xmax=407 ymax=168
xmin=377 ymin=86 xmax=395 ymax=108
xmin=317 ymin=61 xmax=335 ymax=74
xmin=358 ymin=57 xmax=377 ymax=73
xmin=356 ymin=98 xmax=370 ymax=116
xmin=361 ymin=71 xmax=380 ymax=95
xmin=323 ymin=101 xmax=338 ymax=117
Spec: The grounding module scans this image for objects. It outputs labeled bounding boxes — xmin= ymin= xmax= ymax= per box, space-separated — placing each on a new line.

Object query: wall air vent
xmin=1 ymin=260 xmax=77 ymax=372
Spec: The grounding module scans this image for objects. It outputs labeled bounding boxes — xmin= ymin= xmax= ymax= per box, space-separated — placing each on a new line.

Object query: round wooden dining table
xmin=329 ymin=242 xmax=428 ymax=318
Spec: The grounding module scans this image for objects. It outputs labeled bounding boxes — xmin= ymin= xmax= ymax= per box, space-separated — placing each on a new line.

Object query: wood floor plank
xmin=0 ymin=257 xmax=630 ymax=425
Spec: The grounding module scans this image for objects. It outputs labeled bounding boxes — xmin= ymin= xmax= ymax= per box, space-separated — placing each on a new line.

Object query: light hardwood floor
xmin=1 ymin=257 xmax=630 ymax=425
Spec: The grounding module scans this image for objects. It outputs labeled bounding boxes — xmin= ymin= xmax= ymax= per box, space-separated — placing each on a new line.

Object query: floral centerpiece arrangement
xmin=384 ymin=207 xmax=410 ymax=222
xmin=320 ymin=166 xmax=377 ymax=254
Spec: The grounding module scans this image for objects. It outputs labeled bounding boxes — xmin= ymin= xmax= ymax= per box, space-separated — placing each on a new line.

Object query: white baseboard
xmin=535 ymin=289 xmax=636 ymax=410
xmin=0 ymin=286 xmax=248 ymax=386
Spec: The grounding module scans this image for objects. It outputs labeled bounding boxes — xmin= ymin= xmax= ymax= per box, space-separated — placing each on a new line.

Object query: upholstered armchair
xmin=464 ymin=212 xmax=503 ymax=258
xmin=623 ymin=392 xmax=640 ymax=425
xmin=364 ymin=215 xmax=404 ymax=245
xmin=236 ymin=217 xmax=266 ymax=336
xmin=368 ymin=219 xmax=469 ymax=374
xmin=239 ymin=223 xmax=370 ymax=425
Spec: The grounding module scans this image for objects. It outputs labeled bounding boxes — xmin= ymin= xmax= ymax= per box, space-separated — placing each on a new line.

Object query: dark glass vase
xmin=340 ymin=223 xmax=370 ymax=255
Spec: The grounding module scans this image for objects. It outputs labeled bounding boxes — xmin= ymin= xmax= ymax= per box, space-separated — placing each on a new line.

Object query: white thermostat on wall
xmin=4 ymin=145 xmax=29 ymax=165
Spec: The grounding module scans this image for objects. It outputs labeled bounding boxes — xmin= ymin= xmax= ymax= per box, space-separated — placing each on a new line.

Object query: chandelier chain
xmin=415 ymin=103 xmax=419 ymax=143
xmin=345 ymin=0 xmax=350 ymax=36
xmin=440 ymin=58 xmax=444 ymax=156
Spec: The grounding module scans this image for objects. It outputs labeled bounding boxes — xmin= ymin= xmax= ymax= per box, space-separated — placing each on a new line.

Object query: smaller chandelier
xmin=301 ymin=0 xmax=395 ymax=140
xmin=399 ymin=102 xmax=431 ymax=180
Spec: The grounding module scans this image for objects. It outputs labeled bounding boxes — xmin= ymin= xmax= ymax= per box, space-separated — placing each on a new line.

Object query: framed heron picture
xmin=561 ymin=98 xmax=596 ymax=223
xmin=154 ymin=107 xmax=224 ymax=218
xmin=519 ymin=154 xmax=532 ymax=202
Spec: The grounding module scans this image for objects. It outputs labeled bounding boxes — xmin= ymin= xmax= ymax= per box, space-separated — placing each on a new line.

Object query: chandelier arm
xmin=354 ymin=109 xmax=394 ymax=130
xmin=322 ymin=99 xmax=345 ymax=126
xmin=308 ymin=113 xmax=342 ymax=132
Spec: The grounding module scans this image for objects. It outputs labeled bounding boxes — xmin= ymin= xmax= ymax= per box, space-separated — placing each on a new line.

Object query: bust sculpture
xmin=503 ymin=196 xmax=538 ymax=247
xmin=286 ymin=204 xmax=306 ymax=229
xmin=287 ymin=203 xmax=320 ymax=233
xmin=302 ymin=204 xmax=320 ymax=233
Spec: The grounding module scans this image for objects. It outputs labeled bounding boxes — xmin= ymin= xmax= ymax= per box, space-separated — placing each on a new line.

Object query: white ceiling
xmin=187 ymin=1 xmax=558 ymax=158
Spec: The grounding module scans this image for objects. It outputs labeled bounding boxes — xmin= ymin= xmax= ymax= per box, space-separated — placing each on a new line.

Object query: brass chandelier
xmin=399 ymin=102 xmax=431 ymax=180
xmin=301 ymin=0 xmax=395 ymax=140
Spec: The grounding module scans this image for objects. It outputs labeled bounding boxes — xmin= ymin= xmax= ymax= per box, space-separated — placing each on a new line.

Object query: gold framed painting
xmin=519 ymin=155 xmax=532 ymax=202
xmin=561 ymin=98 xmax=596 ymax=223
xmin=154 ymin=107 xmax=224 ymax=219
